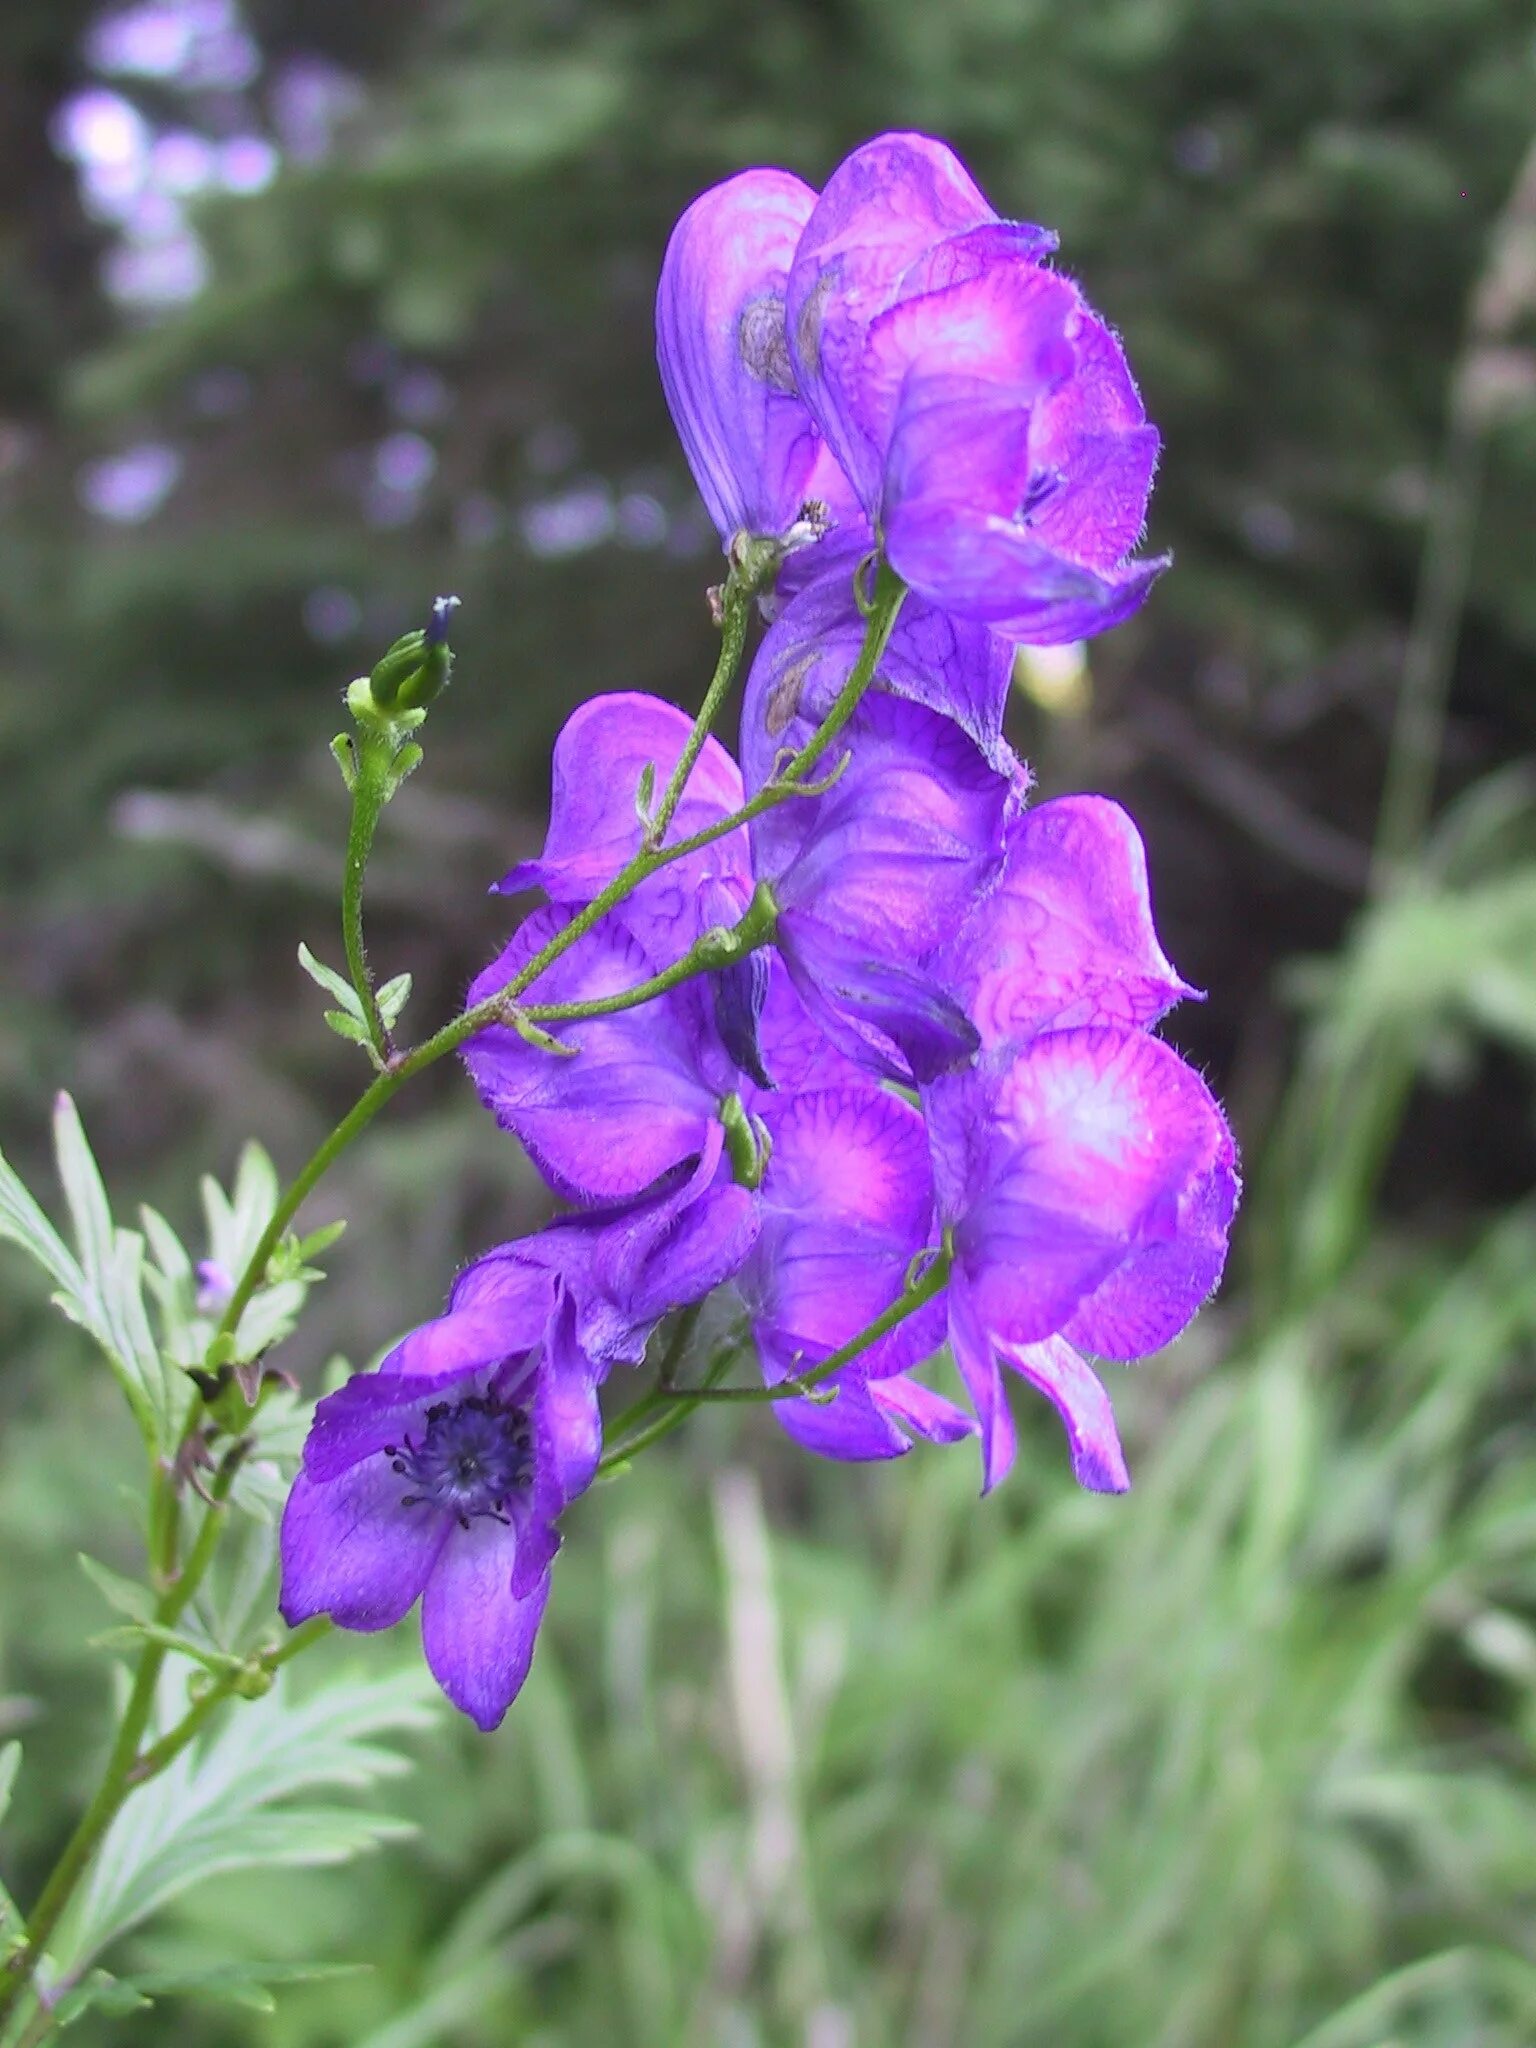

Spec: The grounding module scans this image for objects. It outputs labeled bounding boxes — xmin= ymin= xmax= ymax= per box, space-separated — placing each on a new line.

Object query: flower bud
xmin=368 ymin=595 xmax=460 ymax=712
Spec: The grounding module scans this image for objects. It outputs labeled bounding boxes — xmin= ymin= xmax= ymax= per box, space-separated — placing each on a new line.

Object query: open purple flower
xmin=913 ymin=792 xmax=1237 ymax=1491
xmin=281 ymin=1162 xmax=759 ymax=1730
xmin=656 ymin=167 xmax=863 ymax=566
xmin=786 ymin=131 xmax=1167 ymax=645
xmin=280 ymin=1249 xmax=580 ymax=1731
xmin=925 ymin=1028 xmax=1237 ymax=1493
xmin=740 ymin=1085 xmax=969 ymax=1462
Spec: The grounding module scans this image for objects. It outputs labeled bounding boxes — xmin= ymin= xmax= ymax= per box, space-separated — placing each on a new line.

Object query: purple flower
xmin=913 ymin=794 xmax=1238 ymax=1490
xmin=656 ymin=167 xmax=864 ymax=563
xmin=925 ymin=1029 xmax=1237 ymax=1492
xmin=741 ymin=1086 xmax=970 ymax=1462
xmin=785 ymin=132 xmax=1167 ymax=644
xmin=280 ymin=1250 xmax=580 ymax=1730
xmin=280 ymin=1164 xmax=759 ymax=1729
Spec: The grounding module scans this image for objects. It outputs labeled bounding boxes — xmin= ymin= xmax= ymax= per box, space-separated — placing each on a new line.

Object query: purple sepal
xmin=936 ymin=794 xmax=1197 ymax=1050
xmin=998 ymin=1335 xmax=1130 ymax=1494
xmin=778 ymin=911 xmax=980 ymax=1083
xmin=927 ymin=1027 xmax=1237 ymax=1353
xmin=464 ymin=906 xmax=722 ymax=1204
xmin=712 ymin=949 xmax=774 ymax=1089
xmin=740 ymin=559 xmax=1017 ymax=771
xmin=421 ymin=1525 xmax=550 ymax=1732
xmin=656 ymin=167 xmax=862 ymax=550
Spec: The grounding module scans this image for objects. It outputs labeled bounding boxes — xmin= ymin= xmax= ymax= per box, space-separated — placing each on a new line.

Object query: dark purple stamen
xmin=385 ymin=1393 xmax=533 ymax=1527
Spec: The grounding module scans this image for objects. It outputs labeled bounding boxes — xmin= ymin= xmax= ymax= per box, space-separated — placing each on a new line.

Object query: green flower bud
xmin=368 ymin=595 xmax=460 ymax=711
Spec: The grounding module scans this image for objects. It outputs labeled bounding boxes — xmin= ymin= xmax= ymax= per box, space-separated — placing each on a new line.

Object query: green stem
xmin=207 ymin=564 xmax=906 ymax=1366
xmin=341 ymin=738 xmax=394 ymax=1061
xmin=646 ymin=572 xmax=754 ymax=847
xmin=596 ymin=1246 xmax=949 ymax=1477
xmin=0 ymin=1453 xmax=241 ymax=2031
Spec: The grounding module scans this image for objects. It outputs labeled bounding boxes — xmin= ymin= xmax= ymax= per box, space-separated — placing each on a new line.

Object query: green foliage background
xmin=2 ymin=0 xmax=1536 ymax=2041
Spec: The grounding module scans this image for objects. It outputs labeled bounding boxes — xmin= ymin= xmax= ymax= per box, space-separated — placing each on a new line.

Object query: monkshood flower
xmin=786 ymin=131 xmax=1168 ymax=644
xmin=741 ymin=1085 xmax=970 ymax=1463
xmin=280 ymin=1250 xmax=583 ymax=1731
xmin=280 ymin=1163 xmax=756 ymax=1729
xmin=656 ymin=167 xmax=864 ymax=567
xmin=919 ymin=794 xmax=1238 ymax=1491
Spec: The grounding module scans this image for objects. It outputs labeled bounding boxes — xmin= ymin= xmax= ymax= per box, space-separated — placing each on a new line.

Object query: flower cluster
xmin=281 ymin=132 xmax=1237 ymax=1729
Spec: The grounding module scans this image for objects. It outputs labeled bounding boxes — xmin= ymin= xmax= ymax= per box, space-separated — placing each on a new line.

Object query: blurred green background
xmin=3 ymin=0 xmax=1536 ymax=2042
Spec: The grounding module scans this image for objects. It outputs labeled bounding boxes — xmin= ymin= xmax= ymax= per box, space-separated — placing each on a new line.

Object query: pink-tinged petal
xmin=495 ymin=693 xmax=749 ymax=965
xmin=747 ymin=1086 xmax=944 ymax=1380
xmin=464 ymin=908 xmax=718 ymax=1202
xmin=887 ymin=488 xmax=1169 ymax=644
xmin=1064 ymin=1143 xmax=1239 ymax=1359
xmin=856 ymin=263 xmax=1079 ymax=469
xmin=869 ymin=1374 xmax=977 ymax=1446
xmin=1025 ymin=426 xmax=1161 ymax=576
xmin=786 ymin=132 xmax=1005 ymax=502
xmin=941 ymin=795 xmax=1196 ymax=1048
xmin=420 ymin=1522 xmax=549 ymax=1731
xmin=946 ymin=1270 xmax=1017 ymax=1494
xmin=280 ymin=1463 xmax=448 ymax=1632
xmin=740 ymin=558 xmax=1016 ymax=773
xmin=928 ymin=1029 xmax=1233 ymax=1346
xmin=656 ymin=168 xmax=862 ymax=546
xmin=997 ymin=1335 xmax=1129 ymax=1493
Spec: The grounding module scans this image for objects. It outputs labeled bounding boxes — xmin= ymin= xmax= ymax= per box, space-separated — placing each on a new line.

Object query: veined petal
xmin=939 ymin=795 xmax=1196 ymax=1048
xmin=997 ymin=1335 xmax=1129 ymax=1493
xmin=280 ymin=1463 xmax=448 ymax=1632
xmin=747 ymin=1085 xmax=943 ymax=1381
xmin=787 ymin=132 xmax=1012 ymax=503
xmin=740 ymin=558 xmax=1016 ymax=771
xmin=657 ymin=167 xmax=861 ymax=546
xmin=1063 ymin=1147 xmax=1239 ymax=1359
xmin=421 ymin=1522 xmax=549 ymax=1731
xmin=464 ymin=907 xmax=719 ymax=1202
xmin=928 ymin=1028 xmax=1234 ymax=1348
xmin=752 ymin=690 xmax=1017 ymax=959
xmin=778 ymin=910 xmax=980 ymax=1083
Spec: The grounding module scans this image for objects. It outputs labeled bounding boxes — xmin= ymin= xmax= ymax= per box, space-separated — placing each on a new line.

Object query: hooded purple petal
xmin=280 ymin=1463 xmax=449 ymax=1631
xmin=776 ymin=912 xmax=979 ymax=1083
xmin=927 ymin=1027 xmax=1236 ymax=1349
xmin=937 ymin=794 xmax=1197 ymax=1048
xmin=656 ymin=167 xmax=861 ymax=550
xmin=421 ymin=1521 xmax=550 ymax=1731
xmin=786 ymin=132 xmax=1047 ymax=505
xmin=464 ymin=907 xmax=722 ymax=1202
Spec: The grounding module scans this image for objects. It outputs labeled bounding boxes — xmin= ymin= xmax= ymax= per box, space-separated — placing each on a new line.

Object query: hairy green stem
xmin=341 ymin=737 xmax=394 ymax=1061
xmin=646 ymin=571 xmax=754 ymax=847
xmin=596 ymin=1247 xmax=950 ymax=1476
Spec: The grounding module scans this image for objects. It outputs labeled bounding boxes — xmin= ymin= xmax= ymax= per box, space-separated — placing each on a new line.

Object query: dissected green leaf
xmin=325 ymin=1007 xmax=374 ymax=1045
xmin=53 ymin=1665 xmax=438 ymax=1978
xmin=377 ymin=971 xmax=413 ymax=1028
xmin=0 ymin=1098 xmax=182 ymax=1454
xmin=297 ymin=942 xmax=366 ymax=1019
xmin=78 ymin=1554 xmax=156 ymax=1626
